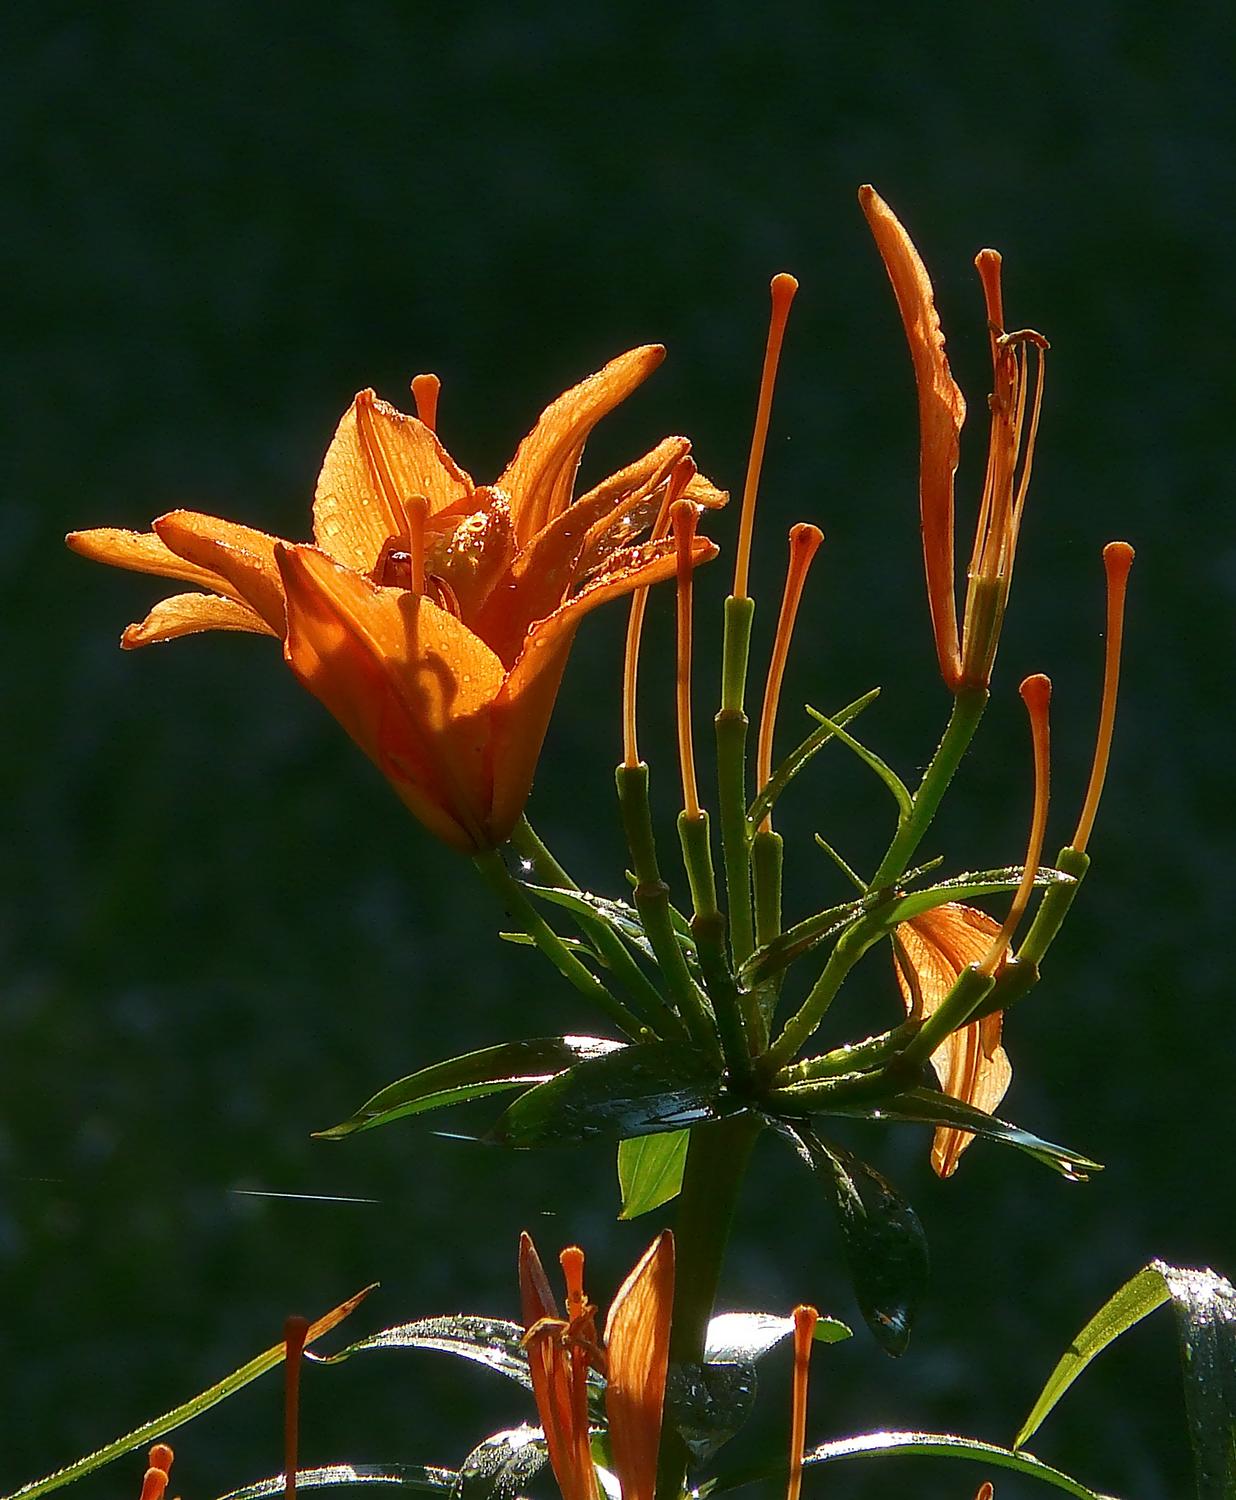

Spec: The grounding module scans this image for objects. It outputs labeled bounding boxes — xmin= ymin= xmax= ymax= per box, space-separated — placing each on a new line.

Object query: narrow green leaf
xmin=618 ymin=1130 xmax=689 ymax=1218
xmin=884 ymin=866 xmax=1075 ymax=926
xmin=1015 ymin=1266 xmax=1169 ymax=1450
xmin=217 ymin=1465 xmax=458 ymax=1500
xmin=490 ymin=1042 xmax=728 ymax=1148
xmin=308 ymin=1315 xmax=532 ymax=1390
xmin=522 ymin=885 xmax=653 ymax=956
xmin=499 ymin=931 xmax=595 ymax=959
xmin=708 ymin=1430 xmax=1116 ymax=1498
xmin=747 ymin=687 xmax=881 ymax=830
xmin=813 ymin=1086 xmax=1103 ymax=1180
xmin=456 ymin=1425 xmax=547 ymax=1500
xmin=804 ymin=705 xmax=913 ymax=817
xmin=315 ymin=1037 xmax=623 ymax=1139
xmin=776 ymin=1124 xmax=927 ymax=1356
xmin=1 ymin=1287 xmax=376 ymax=1500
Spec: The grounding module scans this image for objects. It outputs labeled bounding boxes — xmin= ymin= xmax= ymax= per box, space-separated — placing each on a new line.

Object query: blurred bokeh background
xmin=3 ymin=4 xmax=1233 ymax=1497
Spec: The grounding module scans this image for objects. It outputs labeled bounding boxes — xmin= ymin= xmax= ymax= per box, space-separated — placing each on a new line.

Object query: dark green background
xmin=3 ymin=4 xmax=1232 ymax=1497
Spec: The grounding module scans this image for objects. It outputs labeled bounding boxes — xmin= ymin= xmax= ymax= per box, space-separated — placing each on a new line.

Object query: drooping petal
xmin=603 ymin=1233 xmax=674 ymax=1500
xmin=277 ymin=544 xmax=505 ymax=852
xmin=121 ymin=592 xmax=275 ymax=648
xmin=154 ymin=510 xmax=287 ymax=635
xmin=314 ymin=391 xmax=474 ymax=573
xmin=498 ymin=346 xmax=666 ymax=545
xmin=487 ymin=534 xmax=718 ymax=838
xmin=893 ymin=903 xmax=1012 ymax=1177
xmin=860 ymin=185 xmax=966 ymax=690
xmin=66 ymin=527 xmax=235 ymax=596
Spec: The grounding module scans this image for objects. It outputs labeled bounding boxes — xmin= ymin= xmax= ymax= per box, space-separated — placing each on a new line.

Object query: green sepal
xmin=489 ymin=1041 xmax=729 ymax=1147
xmin=315 ymin=1037 xmax=623 ymax=1139
xmin=217 ymin=1466 xmax=458 ymax=1500
xmin=707 ymin=1430 xmax=1117 ymax=1498
xmin=774 ymin=1123 xmax=928 ymax=1357
xmin=618 ymin=1130 xmax=689 ymax=1218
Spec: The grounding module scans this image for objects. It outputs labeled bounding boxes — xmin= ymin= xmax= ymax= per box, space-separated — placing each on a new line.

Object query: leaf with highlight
xmin=618 ymin=1130 xmax=689 ymax=1218
xmin=217 ymin=1465 xmax=457 ymax=1500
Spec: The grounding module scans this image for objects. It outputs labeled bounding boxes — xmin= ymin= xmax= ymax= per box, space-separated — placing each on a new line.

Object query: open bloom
xmin=519 ymin=1230 xmax=674 ymax=1500
xmin=860 ymin=185 xmax=1046 ymax=692
xmin=68 ymin=349 xmax=723 ymax=851
xmin=893 ymin=903 xmax=1011 ymax=1178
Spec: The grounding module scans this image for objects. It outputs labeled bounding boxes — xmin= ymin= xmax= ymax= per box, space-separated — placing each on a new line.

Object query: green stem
xmin=615 ymin=765 xmax=718 ymax=1049
xmin=717 ymin=595 xmax=757 ymax=964
xmin=679 ymin=811 xmax=753 ymax=1086
xmin=471 ymin=849 xmax=646 ymax=1039
xmin=508 ymin=817 xmax=687 ymax=1041
xmin=656 ymin=1113 xmax=762 ymax=1500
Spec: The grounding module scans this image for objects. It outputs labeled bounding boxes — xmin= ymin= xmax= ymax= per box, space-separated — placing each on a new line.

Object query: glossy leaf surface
xmin=617 ymin=1130 xmax=689 ymax=1218
xmin=455 ymin=1426 xmax=547 ymax=1500
xmin=309 ymin=1315 xmax=532 ymax=1390
xmin=217 ymin=1466 xmax=457 ymax=1500
xmin=316 ymin=1037 xmax=623 ymax=1139
xmin=490 ymin=1042 xmax=727 ymax=1147
xmin=776 ymin=1124 xmax=927 ymax=1356
xmin=704 ymin=1311 xmax=850 ymax=1363
xmin=884 ymin=866 xmax=1075 ymax=926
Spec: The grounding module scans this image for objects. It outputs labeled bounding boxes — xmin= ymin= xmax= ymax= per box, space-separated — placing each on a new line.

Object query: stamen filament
xmin=673 ymin=499 xmax=704 ymax=818
xmin=622 ymin=458 xmax=696 ymax=768
xmin=733 ymin=273 xmax=799 ymax=601
xmin=410 ymin=372 xmax=441 ymax=431
xmin=756 ymin=524 xmax=825 ymax=831
xmin=979 ymin=673 xmax=1052 ymax=976
xmin=787 ymin=1304 xmax=819 ymax=1500
xmin=1072 ymin=541 xmax=1135 ymax=852
xmin=283 ymin=1315 xmax=310 ymax=1500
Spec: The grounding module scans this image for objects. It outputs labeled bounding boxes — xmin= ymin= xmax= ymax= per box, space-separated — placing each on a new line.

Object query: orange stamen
xmin=622 ymin=458 xmax=697 ymax=768
xmin=1072 ymin=542 xmax=1135 ymax=852
xmin=672 ymin=499 xmax=703 ymax=817
xmin=283 ymin=1315 xmax=310 ymax=1500
xmin=405 ymin=495 xmax=428 ymax=595
xmin=733 ymin=273 xmax=799 ymax=601
xmin=139 ymin=1447 xmax=175 ymax=1500
xmin=756 ymin=524 xmax=825 ymax=831
xmin=979 ymin=673 xmax=1052 ymax=976
xmin=410 ymin=373 xmax=440 ymax=431
xmin=787 ymin=1304 xmax=818 ymax=1500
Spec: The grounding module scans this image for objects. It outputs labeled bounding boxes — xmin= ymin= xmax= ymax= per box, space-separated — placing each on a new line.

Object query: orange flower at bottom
xmin=68 ymin=348 xmax=723 ymax=852
xmin=893 ymin=903 xmax=1012 ymax=1178
xmin=519 ymin=1231 xmax=674 ymax=1500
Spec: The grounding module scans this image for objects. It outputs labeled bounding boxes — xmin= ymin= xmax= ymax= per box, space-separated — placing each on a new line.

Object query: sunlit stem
xmin=1072 ymin=541 xmax=1135 ymax=852
xmin=673 ymin=500 xmax=704 ymax=818
xmin=977 ymin=673 xmax=1052 ymax=977
xmin=733 ymin=273 xmax=799 ymax=601
xmin=410 ymin=372 xmax=440 ymax=431
xmin=472 ymin=849 xmax=646 ymax=1039
xmin=750 ymin=829 xmax=783 ymax=1049
xmin=787 ymin=1305 xmax=819 ymax=1500
xmin=615 ymin=764 xmax=718 ymax=1051
xmin=283 ymin=1315 xmax=309 ymax=1500
xmin=623 ymin=460 xmax=695 ymax=768
xmin=509 ymin=817 xmax=688 ymax=1041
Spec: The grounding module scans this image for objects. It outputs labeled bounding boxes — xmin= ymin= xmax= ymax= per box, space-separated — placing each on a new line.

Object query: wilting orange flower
xmin=68 ymin=350 xmax=723 ymax=851
xmin=519 ymin=1230 xmax=674 ymax=1500
xmin=893 ymin=903 xmax=1012 ymax=1178
xmin=860 ymin=185 xmax=1046 ymax=693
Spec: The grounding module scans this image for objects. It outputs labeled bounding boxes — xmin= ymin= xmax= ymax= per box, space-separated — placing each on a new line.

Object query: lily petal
xmin=518 ymin=1235 xmax=589 ymax=1500
xmin=860 ymin=185 xmax=966 ymax=689
xmin=66 ymin=527 xmax=234 ymax=596
xmin=604 ymin=1232 xmax=674 ymax=1500
xmin=122 ymin=592 xmax=275 ymax=648
xmin=154 ymin=511 xmax=287 ymax=635
xmin=277 ymin=544 xmax=505 ymax=853
xmin=893 ymin=902 xmax=1012 ymax=1177
xmin=315 ymin=391 xmax=474 ymax=572
xmin=499 ymin=346 xmax=666 ymax=545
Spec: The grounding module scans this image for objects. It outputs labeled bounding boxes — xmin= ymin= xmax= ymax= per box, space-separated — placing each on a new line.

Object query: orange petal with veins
xmin=154 ymin=511 xmax=287 ymax=635
xmin=67 ymin=527 xmax=233 ymax=596
xmin=604 ymin=1232 xmax=674 ymax=1500
xmin=122 ymin=592 xmax=275 ymax=648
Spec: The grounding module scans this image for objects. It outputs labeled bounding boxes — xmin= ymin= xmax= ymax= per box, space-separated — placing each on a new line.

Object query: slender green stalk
xmin=716 ymin=595 xmax=757 ymax=963
xmin=471 ymin=850 xmax=646 ymax=1039
xmin=615 ymin=764 xmax=718 ymax=1049
xmin=679 ymin=811 xmax=752 ymax=1085
xmin=656 ymin=1113 xmax=762 ymax=1500
xmin=509 ymin=817 xmax=687 ymax=1040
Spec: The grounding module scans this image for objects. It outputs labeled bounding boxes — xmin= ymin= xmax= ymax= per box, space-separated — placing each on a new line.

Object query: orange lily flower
xmin=892 ymin=903 xmax=1012 ymax=1178
xmin=68 ymin=349 xmax=724 ymax=852
xmin=860 ymin=186 xmax=1046 ymax=692
xmin=519 ymin=1230 xmax=674 ymax=1500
